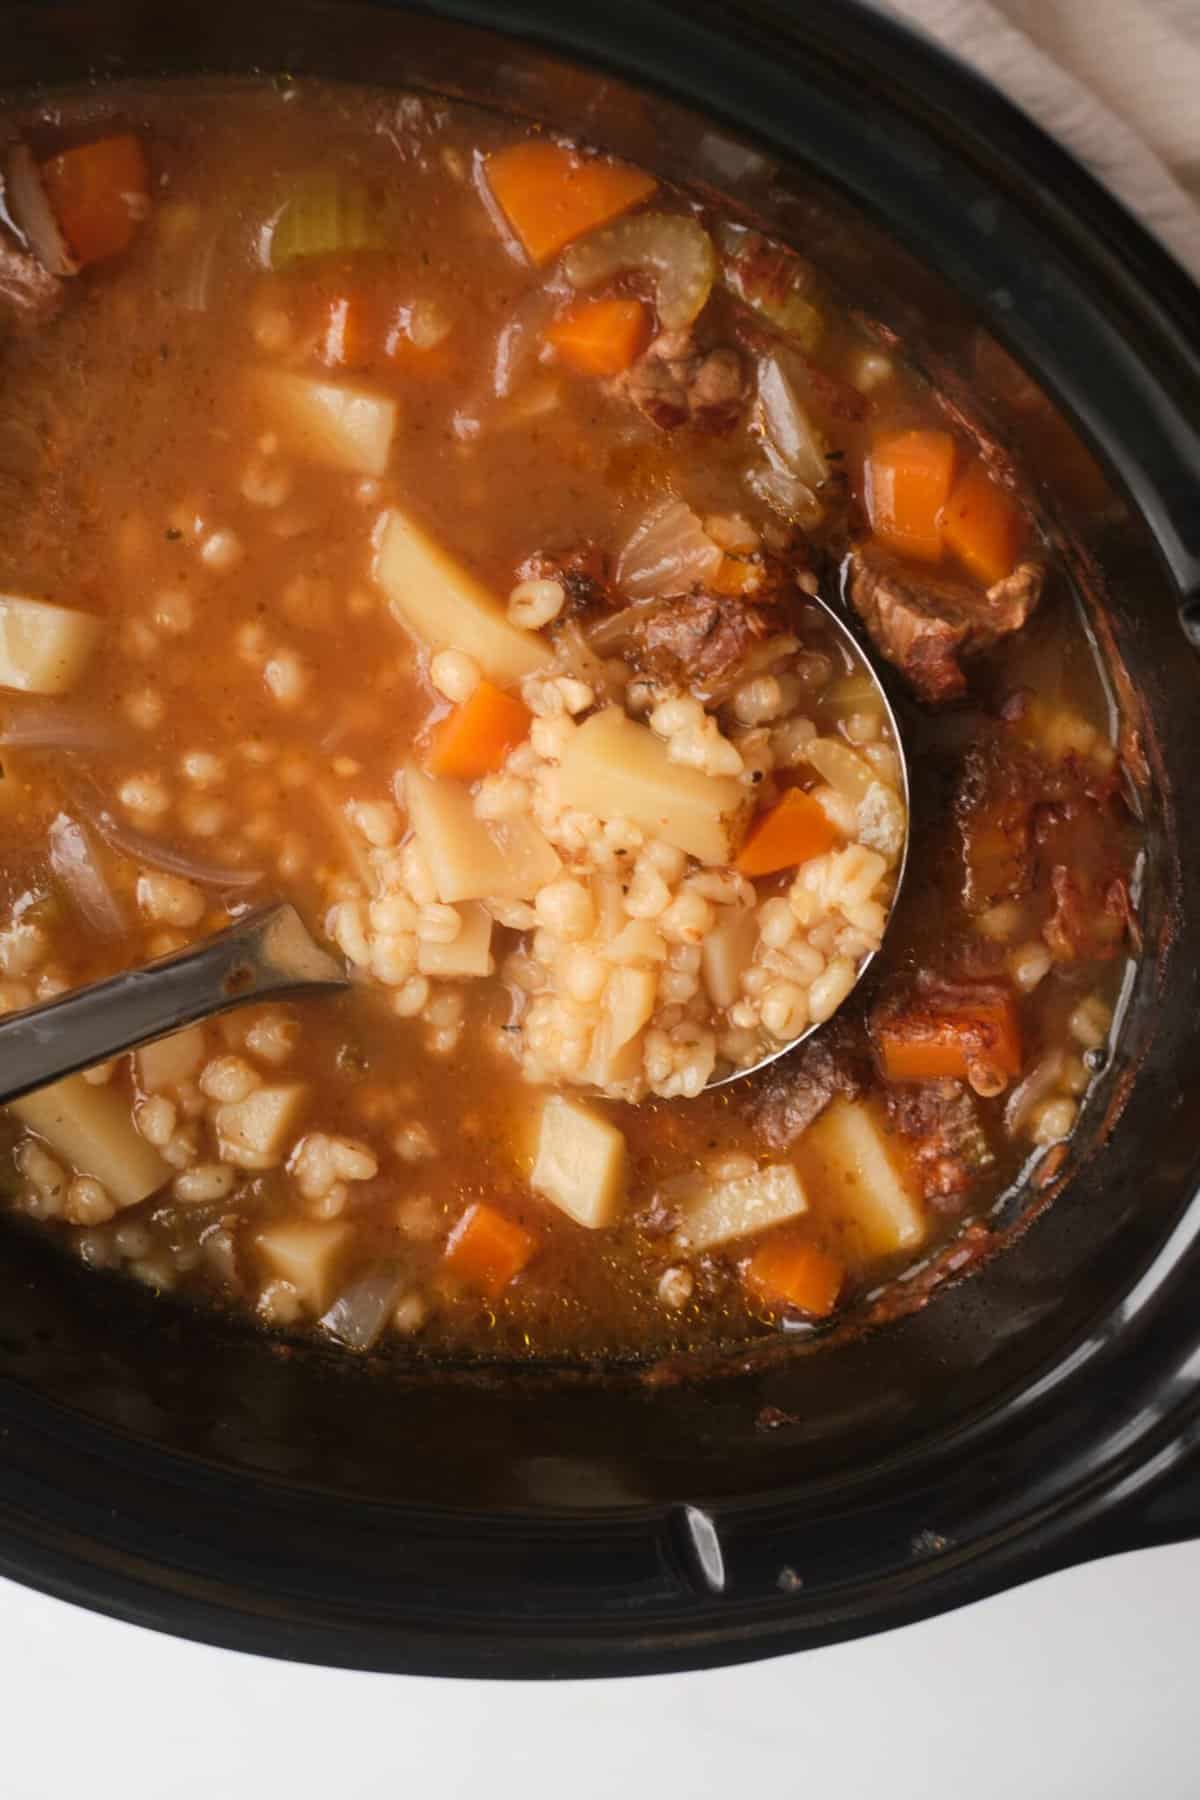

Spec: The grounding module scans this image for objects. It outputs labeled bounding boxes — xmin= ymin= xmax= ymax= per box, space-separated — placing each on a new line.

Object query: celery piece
xmin=268 ymin=173 xmax=385 ymax=269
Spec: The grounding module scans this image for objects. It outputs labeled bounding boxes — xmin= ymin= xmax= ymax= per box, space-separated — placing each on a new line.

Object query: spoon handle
xmin=0 ymin=903 xmax=347 ymax=1107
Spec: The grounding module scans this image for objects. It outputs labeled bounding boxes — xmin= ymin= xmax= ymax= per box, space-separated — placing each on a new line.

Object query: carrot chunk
xmin=735 ymin=788 xmax=840 ymax=877
xmin=39 ymin=133 xmax=149 ymax=267
xmin=745 ymin=1234 xmax=845 ymax=1317
xmin=427 ymin=680 xmax=531 ymax=782
xmin=875 ymin=991 xmax=1022 ymax=1083
xmin=864 ymin=429 xmax=957 ymax=563
xmin=486 ymin=140 xmax=656 ymax=265
xmin=444 ymin=1202 xmax=537 ymax=1296
xmin=545 ymin=297 xmax=652 ymax=377
xmin=941 ymin=460 xmax=1025 ymax=586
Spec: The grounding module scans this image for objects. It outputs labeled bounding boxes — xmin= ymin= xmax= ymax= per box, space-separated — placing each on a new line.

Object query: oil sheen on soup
xmin=0 ymin=82 xmax=1140 ymax=1360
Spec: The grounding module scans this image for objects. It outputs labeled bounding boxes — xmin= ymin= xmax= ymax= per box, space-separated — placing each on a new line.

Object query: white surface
xmin=1 ymin=1543 xmax=1197 ymax=1797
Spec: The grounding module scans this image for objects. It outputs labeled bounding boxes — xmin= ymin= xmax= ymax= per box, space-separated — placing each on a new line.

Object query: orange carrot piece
xmin=876 ymin=992 xmax=1022 ymax=1083
xmin=941 ymin=460 xmax=1025 ymax=586
xmin=709 ymin=555 xmax=762 ymax=596
xmin=545 ymin=297 xmax=652 ymax=377
xmin=864 ymin=429 xmax=957 ymax=563
xmin=745 ymin=1235 xmax=845 ymax=1317
xmin=735 ymin=788 xmax=840 ymax=877
xmin=427 ymin=680 xmax=531 ymax=782
xmin=39 ymin=133 xmax=149 ymax=267
xmin=486 ymin=140 xmax=656 ymax=265
xmin=444 ymin=1202 xmax=537 ymax=1297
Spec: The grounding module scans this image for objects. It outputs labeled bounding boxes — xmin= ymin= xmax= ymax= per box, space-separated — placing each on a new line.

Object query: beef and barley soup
xmin=0 ymin=82 xmax=1139 ymax=1359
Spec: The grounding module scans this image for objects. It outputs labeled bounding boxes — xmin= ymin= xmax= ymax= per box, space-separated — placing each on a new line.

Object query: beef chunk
xmin=634 ymin=591 xmax=774 ymax=687
xmin=955 ymin=742 xmax=1035 ymax=913
xmin=1043 ymin=866 xmax=1130 ymax=962
xmin=620 ymin=329 xmax=747 ymax=434
xmin=520 ymin=543 xmax=614 ymax=621
xmin=846 ymin=545 xmax=1044 ymax=704
xmin=0 ymin=230 xmax=61 ymax=330
xmin=885 ymin=1079 xmax=994 ymax=1208
xmin=750 ymin=1026 xmax=865 ymax=1150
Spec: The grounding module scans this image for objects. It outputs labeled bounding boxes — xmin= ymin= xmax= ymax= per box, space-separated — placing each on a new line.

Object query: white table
xmin=1 ymin=1542 xmax=1195 ymax=1798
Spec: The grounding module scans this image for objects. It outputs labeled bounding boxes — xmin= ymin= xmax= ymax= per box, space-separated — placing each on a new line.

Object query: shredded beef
xmin=634 ymin=591 xmax=774 ymax=687
xmin=885 ymin=1078 xmax=994 ymax=1208
xmin=845 ymin=545 xmax=1045 ymax=704
xmin=620 ymin=328 xmax=748 ymax=434
xmin=750 ymin=1026 xmax=865 ymax=1150
xmin=0 ymin=231 xmax=60 ymax=330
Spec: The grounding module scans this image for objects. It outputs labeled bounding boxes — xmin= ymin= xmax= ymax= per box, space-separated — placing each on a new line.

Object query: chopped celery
xmin=267 ymin=173 xmax=385 ymax=269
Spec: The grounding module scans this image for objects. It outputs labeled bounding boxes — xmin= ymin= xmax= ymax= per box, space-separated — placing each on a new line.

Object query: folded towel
xmin=880 ymin=0 xmax=1200 ymax=280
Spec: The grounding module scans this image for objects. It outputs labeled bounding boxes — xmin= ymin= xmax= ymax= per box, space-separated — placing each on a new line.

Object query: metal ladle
xmin=0 ymin=600 xmax=907 ymax=1106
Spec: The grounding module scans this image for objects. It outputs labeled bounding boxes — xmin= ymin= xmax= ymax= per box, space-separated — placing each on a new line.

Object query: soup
xmin=0 ymin=81 xmax=1139 ymax=1360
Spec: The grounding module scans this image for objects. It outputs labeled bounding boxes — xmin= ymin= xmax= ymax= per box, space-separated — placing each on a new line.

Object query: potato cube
xmin=375 ymin=508 xmax=550 ymax=685
xmin=404 ymin=764 xmax=560 ymax=903
xmin=255 ymin=369 xmax=396 ymax=476
xmin=805 ymin=1098 xmax=925 ymax=1255
xmin=532 ymin=1094 xmax=626 ymax=1229
xmin=557 ymin=707 xmax=751 ymax=865
xmin=11 ymin=1074 xmax=168 ymax=1209
xmin=0 ymin=594 xmax=101 ymax=695
xmin=417 ymin=901 xmax=493 ymax=977
xmin=137 ymin=1024 xmax=207 ymax=1094
xmin=701 ymin=908 xmax=758 ymax=1009
xmin=215 ymin=1083 xmax=309 ymax=1167
xmin=672 ymin=1162 xmax=808 ymax=1252
xmin=256 ymin=1221 xmax=353 ymax=1314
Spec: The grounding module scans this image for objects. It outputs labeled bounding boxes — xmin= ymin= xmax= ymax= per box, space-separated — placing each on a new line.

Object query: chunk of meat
xmin=749 ymin=1026 xmax=865 ymax=1151
xmin=619 ymin=328 xmax=747 ymax=434
xmin=1043 ymin=866 xmax=1130 ymax=963
xmin=0 ymin=230 xmax=61 ymax=330
xmin=845 ymin=545 xmax=1045 ymax=704
xmin=634 ymin=590 xmax=774 ymax=687
xmin=885 ymin=1079 xmax=994 ymax=1208
xmin=956 ymin=742 xmax=1034 ymax=914
xmin=520 ymin=542 xmax=614 ymax=620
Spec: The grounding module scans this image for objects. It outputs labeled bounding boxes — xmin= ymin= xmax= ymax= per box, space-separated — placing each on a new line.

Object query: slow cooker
xmin=1 ymin=0 xmax=1199 ymax=1677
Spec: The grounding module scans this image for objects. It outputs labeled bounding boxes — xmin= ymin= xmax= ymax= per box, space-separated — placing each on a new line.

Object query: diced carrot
xmin=875 ymin=991 xmax=1022 ymax=1083
xmin=709 ymin=554 xmax=762 ymax=596
xmin=864 ymin=429 xmax=957 ymax=563
xmin=426 ymin=680 xmax=531 ymax=782
xmin=486 ymin=140 xmax=656 ymax=265
xmin=941 ymin=460 xmax=1025 ymax=586
xmin=735 ymin=788 xmax=840 ymax=877
xmin=745 ymin=1234 xmax=845 ymax=1317
xmin=444 ymin=1202 xmax=537 ymax=1296
xmin=545 ymin=297 xmax=652 ymax=377
xmin=39 ymin=133 xmax=150 ymax=267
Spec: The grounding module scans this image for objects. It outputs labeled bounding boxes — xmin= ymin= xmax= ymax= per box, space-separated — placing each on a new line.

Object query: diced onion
xmin=0 ymin=702 xmax=130 ymax=753
xmin=319 ymin=1260 xmax=406 ymax=1352
xmin=48 ymin=813 xmax=125 ymax=937
xmin=4 ymin=144 xmax=77 ymax=276
xmin=615 ymin=499 xmax=723 ymax=599
xmin=755 ymin=352 xmax=829 ymax=491
xmin=68 ymin=773 xmax=261 ymax=890
xmin=562 ymin=212 xmax=716 ymax=331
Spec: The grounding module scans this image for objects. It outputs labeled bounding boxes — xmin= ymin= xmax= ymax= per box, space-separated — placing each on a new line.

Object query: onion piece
xmin=744 ymin=459 xmax=821 ymax=527
xmin=48 ymin=813 xmax=125 ymax=936
xmin=180 ymin=232 xmax=219 ymax=313
xmin=755 ymin=352 xmax=830 ymax=490
xmin=4 ymin=144 xmax=77 ymax=276
xmin=615 ymin=498 xmax=723 ymax=599
xmin=562 ymin=212 xmax=716 ymax=331
xmin=548 ymin=618 xmax=627 ymax=705
xmin=67 ymin=773 xmax=262 ymax=891
xmin=320 ymin=1260 xmax=407 ymax=1353
xmin=0 ymin=701 xmax=131 ymax=754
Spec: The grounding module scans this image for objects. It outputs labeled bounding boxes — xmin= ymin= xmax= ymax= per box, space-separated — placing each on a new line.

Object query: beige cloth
xmin=880 ymin=0 xmax=1200 ymax=280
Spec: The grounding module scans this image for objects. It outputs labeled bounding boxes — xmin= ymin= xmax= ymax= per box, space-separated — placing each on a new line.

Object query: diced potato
xmin=701 ymin=907 xmax=759 ymax=1009
xmin=375 ymin=508 xmax=551 ymax=685
xmin=11 ymin=1074 xmax=168 ymax=1209
xmin=214 ymin=1082 xmax=309 ymax=1167
xmin=804 ymin=737 xmax=879 ymax=803
xmin=672 ymin=1161 xmax=808 ymax=1252
xmin=557 ymin=707 xmax=751 ymax=866
xmin=602 ymin=964 xmax=657 ymax=1051
xmin=604 ymin=919 xmax=668 ymax=965
xmin=136 ymin=1024 xmax=207 ymax=1094
xmin=404 ymin=763 xmax=560 ymax=903
xmin=417 ymin=901 xmax=494 ymax=977
xmin=0 ymin=595 xmax=101 ymax=695
xmin=255 ymin=1220 xmax=353 ymax=1314
xmin=532 ymin=1094 xmax=626 ymax=1229
xmin=804 ymin=1098 xmax=925 ymax=1255
xmin=254 ymin=369 xmax=396 ymax=476
xmin=591 ymin=872 xmax=625 ymax=941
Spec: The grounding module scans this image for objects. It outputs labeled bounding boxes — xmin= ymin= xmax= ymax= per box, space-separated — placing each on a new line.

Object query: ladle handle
xmin=0 ymin=903 xmax=346 ymax=1107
